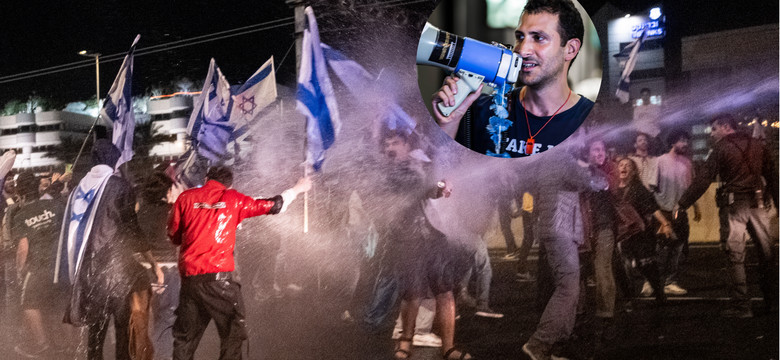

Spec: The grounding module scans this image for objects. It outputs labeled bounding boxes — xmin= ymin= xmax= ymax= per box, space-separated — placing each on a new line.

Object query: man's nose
xmin=514 ymin=40 xmax=532 ymax=57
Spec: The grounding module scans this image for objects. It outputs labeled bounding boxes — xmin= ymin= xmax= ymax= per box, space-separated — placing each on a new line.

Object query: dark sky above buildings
xmin=0 ymin=0 xmax=776 ymax=106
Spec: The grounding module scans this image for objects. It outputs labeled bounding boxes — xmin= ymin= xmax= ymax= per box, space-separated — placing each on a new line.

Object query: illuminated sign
xmin=632 ymin=19 xmax=665 ymax=39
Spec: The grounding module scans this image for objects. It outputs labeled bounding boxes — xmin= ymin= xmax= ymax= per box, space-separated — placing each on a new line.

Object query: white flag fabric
xmin=187 ymin=58 xmax=233 ymax=163
xmin=230 ymin=56 xmax=277 ymax=128
xmin=100 ymin=34 xmax=140 ymax=169
xmin=615 ymin=30 xmax=646 ymax=104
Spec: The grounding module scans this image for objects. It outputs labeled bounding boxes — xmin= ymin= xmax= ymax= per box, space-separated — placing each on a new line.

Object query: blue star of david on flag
xmin=238 ymin=95 xmax=257 ymax=115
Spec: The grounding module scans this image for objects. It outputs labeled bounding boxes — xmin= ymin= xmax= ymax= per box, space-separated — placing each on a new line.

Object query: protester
xmin=611 ymin=157 xmax=672 ymax=306
xmin=371 ymin=127 xmax=468 ymax=360
xmin=56 ymin=139 xmax=164 ymax=360
xmin=521 ymin=149 xmax=607 ymax=360
xmin=138 ymin=171 xmax=180 ymax=360
xmin=11 ymin=172 xmax=69 ymax=357
xmin=432 ymin=0 xmax=593 ymax=157
xmin=580 ymin=138 xmax=618 ymax=342
xmin=168 ymin=165 xmax=310 ymax=359
xmin=653 ymin=130 xmax=701 ymax=296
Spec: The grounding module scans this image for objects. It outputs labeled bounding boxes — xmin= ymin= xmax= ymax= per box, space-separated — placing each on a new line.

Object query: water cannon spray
xmin=417 ymin=23 xmax=521 ymax=157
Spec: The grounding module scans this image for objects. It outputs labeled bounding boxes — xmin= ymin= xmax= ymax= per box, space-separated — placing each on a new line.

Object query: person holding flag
xmin=168 ymin=166 xmax=310 ymax=359
xmin=56 ymin=139 xmax=164 ymax=360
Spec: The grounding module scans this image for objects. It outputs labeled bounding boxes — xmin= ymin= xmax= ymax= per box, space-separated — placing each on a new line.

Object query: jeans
xmin=152 ymin=266 xmax=181 ymax=360
xmin=657 ymin=210 xmax=689 ymax=284
xmin=498 ymin=197 xmax=518 ymax=253
xmin=460 ymin=239 xmax=492 ymax=308
xmin=516 ymin=211 xmax=536 ymax=274
xmin=532 ymin=236 xmax=580 ymax=345
xmin=363 ymin=262 xmax=399 ymax=331
xmin=723 ymin=203 xmax=778 ymax=309
xmin=88 ymin=288 xmax=153 ymax=360
xmin=592 ymin=228 xmax=616 ymax=318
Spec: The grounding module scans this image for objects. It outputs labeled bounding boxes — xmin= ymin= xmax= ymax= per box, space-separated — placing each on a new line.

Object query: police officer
xmin=677 ymin=113 xmax=778 ymax=318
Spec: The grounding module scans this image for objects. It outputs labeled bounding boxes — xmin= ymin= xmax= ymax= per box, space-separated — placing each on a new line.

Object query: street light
xmin=78 ymin=50 xmax=101 ymax=109
xmin=74 ymin=50 xmax=101 ymax=170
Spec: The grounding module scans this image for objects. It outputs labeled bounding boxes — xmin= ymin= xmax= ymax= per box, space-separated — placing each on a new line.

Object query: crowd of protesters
xmin=0 ymin=111 xmax=772 ymax=360
xmin=495 ymin=112 xmax=778 ymax=359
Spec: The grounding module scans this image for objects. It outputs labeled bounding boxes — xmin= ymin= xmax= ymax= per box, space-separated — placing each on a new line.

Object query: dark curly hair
xmin=523 ymin=0 xmax=585 ymax=65
xmin=206 ymin=166 xmax=233 ymax=187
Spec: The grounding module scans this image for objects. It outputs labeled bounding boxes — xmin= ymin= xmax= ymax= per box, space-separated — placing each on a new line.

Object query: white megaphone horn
xmin=416 ymin=23 xmax=521 ymax=116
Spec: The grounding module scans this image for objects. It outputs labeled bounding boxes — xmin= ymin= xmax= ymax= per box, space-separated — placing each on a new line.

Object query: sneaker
xmin=14 ymin=343 xmax=49 ymax=358
xmin=522 ymin=339 xmax=551 ymax=360
xmin=516 ymin=272 xmax=535 ymax=282
xmin=503 ymin=251 xmax=520 ymax=260
xmin=391 ymin=327 xmax=402 ymax=340
xmin=475 ymin=306 xmax=504 ymax=319
xmin=664 ymin=282 xmax=688 ymax=295
xmin=721 ymin=307 xmax=753 ymax=318
xmin=412 ymin=333 xmax=442 ymax=347
xmin=286 ymin=283 xmax=303 ymax=292
xmin=340 ymin=310 xmax=354 ymax=322
xmin=639 ymin=281 xmax=654 ymax=297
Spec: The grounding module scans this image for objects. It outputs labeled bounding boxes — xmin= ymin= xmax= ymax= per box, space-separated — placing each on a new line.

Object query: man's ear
xmin=564 ymin=38 xmax=581 ymax=62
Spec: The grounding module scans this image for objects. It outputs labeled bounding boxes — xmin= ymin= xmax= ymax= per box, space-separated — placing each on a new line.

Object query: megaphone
xmin=417 ymin=23 xmax=522 ymax=117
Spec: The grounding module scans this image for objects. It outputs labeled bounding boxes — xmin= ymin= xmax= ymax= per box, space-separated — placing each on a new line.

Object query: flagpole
xmin=72 ymin=115 xmax=101 ymax=170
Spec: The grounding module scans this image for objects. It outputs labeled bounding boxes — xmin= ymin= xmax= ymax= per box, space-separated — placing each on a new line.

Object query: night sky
xmin=0 ymin=0 xmax=776 ymax=106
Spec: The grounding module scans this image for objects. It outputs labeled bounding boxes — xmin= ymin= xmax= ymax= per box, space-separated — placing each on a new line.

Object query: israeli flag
xmin=321 ymin=44 xmax=374 ymax=95
xmin=296 ymin=6 xmax=341 ymax=172
xmin=231 ymin=56 xmax=277 ymax=128
xmin=615 ymin=29 xmax=646 ymax=104
xmin=100 ymin=34 xmax=139 ymax=169
xmin=187 ymin=58 xmax=234 ymax=163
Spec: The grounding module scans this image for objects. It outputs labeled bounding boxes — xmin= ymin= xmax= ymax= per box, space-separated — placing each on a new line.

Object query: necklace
xmin=522 ymin=89 xmax=572 ymax=155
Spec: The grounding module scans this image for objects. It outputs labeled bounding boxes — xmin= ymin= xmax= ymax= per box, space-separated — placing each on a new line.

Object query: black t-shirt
xmin=136 ymin=198 xmax=177 ymax=262
xmin=12 ymin=198 xmax=65 ymax=274
xmin=457 ymin=91 xmax=593 ymax=157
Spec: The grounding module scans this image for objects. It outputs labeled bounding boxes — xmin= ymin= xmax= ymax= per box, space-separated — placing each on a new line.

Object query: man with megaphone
xmin=428 ymin=0 xmax=593 ymax=158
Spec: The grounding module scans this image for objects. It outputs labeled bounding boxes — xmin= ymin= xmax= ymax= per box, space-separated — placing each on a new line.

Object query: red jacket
xmin=168 ymin=180 xmax=281 ymax=277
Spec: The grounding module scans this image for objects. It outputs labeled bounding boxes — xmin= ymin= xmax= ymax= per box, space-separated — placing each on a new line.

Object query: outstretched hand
xmin=294 ymin=176 xmax=313 ymax=194
xmin=437 ymin=180 xmax=453 ymax=198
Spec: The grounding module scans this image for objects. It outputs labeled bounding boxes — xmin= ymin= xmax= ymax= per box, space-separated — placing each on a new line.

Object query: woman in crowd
xmin=612 ymin=157 xmax=673 ymax=305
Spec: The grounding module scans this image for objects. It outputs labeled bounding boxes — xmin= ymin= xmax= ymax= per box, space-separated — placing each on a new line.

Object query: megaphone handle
xmin=437 ymin=70 xmax=485 ymax=117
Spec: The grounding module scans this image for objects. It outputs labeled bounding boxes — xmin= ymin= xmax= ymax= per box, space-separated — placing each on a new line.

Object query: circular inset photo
xmin=416 ymin=0 xmax=602 ymax=158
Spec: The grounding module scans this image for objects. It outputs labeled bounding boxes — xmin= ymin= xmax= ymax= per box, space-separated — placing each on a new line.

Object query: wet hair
xmin=710 ymin=113 xmax=738 ymax=130
xmin=379 ymin=127 xmax=418 ymax=150
xmin=523 ymin=0 xmax=584 ymax=64
xmin=91 ymin=138 xmax=121 ymax=168
xmin=581 ymin=137 xmax=605 ymax=161
xmin=141 ymin=172 xmax=174 ymax=203
xmin=15 ymin=172 xmax=39 ymax=200
xmin=617 ymin=156 xmax=641 ymax=184
xmin=666 ymin=129 xmax=691 ymax=147
xmin=206 ymin=166 xmax=233 ymax=187
xmin=634 ymin=132 xmax=650 ymax=143
xmin=46 ymin=181 xmax=65 ymax=198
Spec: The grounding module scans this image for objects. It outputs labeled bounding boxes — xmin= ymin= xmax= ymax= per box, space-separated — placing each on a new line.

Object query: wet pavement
xmin=236 ymin=242 xmax=778 ymax=360
xmin=5 ymin=242 xmax=778 ymax=359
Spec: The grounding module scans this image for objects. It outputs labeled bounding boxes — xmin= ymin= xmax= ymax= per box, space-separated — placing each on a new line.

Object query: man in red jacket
xmin=168 ymin=166 xmax=311 ymax=359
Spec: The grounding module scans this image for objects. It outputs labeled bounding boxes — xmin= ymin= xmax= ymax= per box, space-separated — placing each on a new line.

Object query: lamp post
xmin=73 ymin=50 xmax=101 ymax=170
xmin=78 ymin=50 xmax=101 ymax=109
